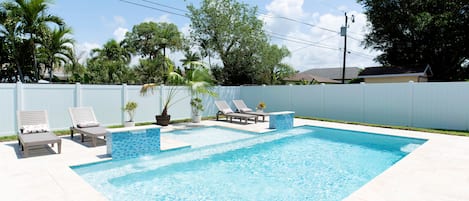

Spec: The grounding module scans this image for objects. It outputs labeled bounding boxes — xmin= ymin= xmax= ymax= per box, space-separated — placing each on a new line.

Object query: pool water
xmin=72 ymin=126 xmax=426 ymax=201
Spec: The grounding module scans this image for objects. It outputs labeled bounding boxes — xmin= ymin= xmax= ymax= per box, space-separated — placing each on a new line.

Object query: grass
xmin=0 ymin=117 xmax=207 ymax=142
xmin=297 ymin=116 xmax=469 ymax=137
xmin=1 ymin=116 xmax=468 ymax=142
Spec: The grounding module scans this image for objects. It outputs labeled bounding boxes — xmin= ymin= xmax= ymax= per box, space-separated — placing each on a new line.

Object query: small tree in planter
xmin=123 ymin=101 xmax=138 ymax=127
xmin=190 ymin=97 xmax=203 ymax=123
xmin=141 ymin=59 xmax=217 ymax=126
xmin=183 ymin=60 xmax=218 ymax=122
xmin=140 ymin=58 xmax=186 ymax=126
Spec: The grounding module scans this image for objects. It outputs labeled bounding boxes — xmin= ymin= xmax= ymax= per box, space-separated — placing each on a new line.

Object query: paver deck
xmin=1 ymin=118 xmax=469 ymax=201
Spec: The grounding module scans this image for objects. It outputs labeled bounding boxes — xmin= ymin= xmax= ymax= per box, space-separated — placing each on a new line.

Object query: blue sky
xmin=50 ymin=0 xmax=380 ymax=71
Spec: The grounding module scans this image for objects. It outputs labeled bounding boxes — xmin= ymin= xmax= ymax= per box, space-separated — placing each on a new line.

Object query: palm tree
xmin=63 ymin=48 xmax=86 ymax=83
xmin=180 ymin=50 xmax=201 ymax=70
xmin=1 ymin=1 xmax=25 ymax=82
xmin=122 ymin=22 xmax=183 ymax=83
xmin=11 ymin=0 xmax=64 ymax=81
xmin=37 ymin=26 xmax=74 ymax=81
xmin=140 ymin=60 xmax=217 ymax=125
xmin=87 ymin=39 xmax=131 ymax=84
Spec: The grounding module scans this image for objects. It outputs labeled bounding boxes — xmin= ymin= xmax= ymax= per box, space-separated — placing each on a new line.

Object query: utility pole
xmin=341 ymin=12 xmax=354 ymax=84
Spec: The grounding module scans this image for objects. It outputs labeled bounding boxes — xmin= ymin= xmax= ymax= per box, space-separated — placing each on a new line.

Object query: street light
xmin=341 ymin=12 xmax=354 ymax=84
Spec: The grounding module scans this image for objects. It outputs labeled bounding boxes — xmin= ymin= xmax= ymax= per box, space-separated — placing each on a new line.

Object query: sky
xmin=49 ymin=0 xmax=381 ymax=72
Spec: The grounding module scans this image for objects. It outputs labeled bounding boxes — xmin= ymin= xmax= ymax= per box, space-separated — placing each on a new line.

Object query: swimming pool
xmin=72 ymin=126 xmax=426 ymax=201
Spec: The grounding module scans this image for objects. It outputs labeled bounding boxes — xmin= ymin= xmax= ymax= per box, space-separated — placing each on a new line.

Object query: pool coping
xmin=1 ymin=118 xmax=469 ymax=201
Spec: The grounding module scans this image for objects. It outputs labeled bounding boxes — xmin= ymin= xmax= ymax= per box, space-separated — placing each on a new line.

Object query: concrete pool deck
xmin=1 ymin=118 xmax=469 ymax=201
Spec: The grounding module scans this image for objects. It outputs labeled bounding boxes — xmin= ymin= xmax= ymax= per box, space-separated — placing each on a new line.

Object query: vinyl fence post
xmin=408 ymin=81 xmax=414 ymax=127
xmin=159 ymin=84 xmax=164 ymax=115
xmin=74 ymin=82 xmax=81 ymax=107
xmin=14 ymin=81 xmax=23 ymax=133
xmin=122 ymin=84 xmax=128 ymax=125
xmin=288 ymin=84 xmax=293 ymax=111
xmin=321 ymin=83 xmax=326 ymax=118
xmin=361 ymin=82 xmax=366 ymax=122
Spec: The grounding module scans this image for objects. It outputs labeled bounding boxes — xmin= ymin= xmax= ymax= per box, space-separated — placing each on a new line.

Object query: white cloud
xmin=114 ymin=16 xmax=126 ymax=27
xmin=266 ymin=0 xmax=304 ymax=18
xmin=263 ymin=0 xmax=305 ymax=35
xmin=262 ymin=2 xmax=380 ymax=72
xmin=113 ymin=27 xmax=128 ymax=42
xmin=180 ymin=23 xmax=191 ymax=37
xmin=143 ymin=14 xmax=171 ymax=23
xmin=74 ymin=42 xmax=100 ymax=64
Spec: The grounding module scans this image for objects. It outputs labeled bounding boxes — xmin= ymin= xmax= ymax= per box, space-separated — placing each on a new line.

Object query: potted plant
xmin=140 ymin=83 xmax=179 ymax=126
xmin=256 ymin=101 xmax=266 ymax=112
xmin=190 ymin=97 xmax=203 ymax=123
xmin=141 ymin=59 xmax=217 ymax=126
xmin=123 ymin=101 xmax=138 ymax=127
xmin=183 ymin=60 xmax=218 ymax=123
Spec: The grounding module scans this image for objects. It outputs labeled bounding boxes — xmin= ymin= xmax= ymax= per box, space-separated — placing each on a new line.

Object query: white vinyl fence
xmin=240 ymin=82 xmax=469 ymax=131
xmin=1 ymin=82 xmax=468 ymax=136
xmin=0 ymin=82 xmax=240 ymax=136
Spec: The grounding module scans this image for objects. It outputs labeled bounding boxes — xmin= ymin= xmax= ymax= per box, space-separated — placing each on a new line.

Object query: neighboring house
xmin=42 ymin=66 xmax=71 ymax=81
xmin=358 ymin=65 xmax=433 ymax=83
xmin=284 ymin=72 xmax=341 ymax=84
xmin=300 ymin=67 xmax=361 ymax=83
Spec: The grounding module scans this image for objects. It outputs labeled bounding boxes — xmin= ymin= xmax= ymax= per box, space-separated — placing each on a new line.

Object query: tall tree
xmin=133 ymin=55 xmax=174 ymax=84
xmin=256 ymin=44 xmax=295 ymax=84
xmin=0 ymin=0 xmax=64 ymax=82
xmin=1 ymin=1 xmax=26 ymax=82
xmin=358 ymin=0 xmax=469 ymax=80
xmin=37 ymin=26 xmax=74 ymax=81
xmin=122 ymin=21 xmax=183 ymax=82
xmin=188 ymin=0 xmax=269 ymax=85
xmin=63 ymin=48 xmax=86 ymax=83
xmin=87 ymin=39 xmax=132 ymax=84
xmin=123 ymin=22 xmax=183 ymax=59
xmin=11 ymin=0 xmax=64 ymax=81
xmin=180 ymin=49 xmax=201 ymax=70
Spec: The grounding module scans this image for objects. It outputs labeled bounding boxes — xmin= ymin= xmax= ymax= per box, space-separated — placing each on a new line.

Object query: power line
xmin=265 ymin=30 xmax=339 ymax=50
xmin=347 ymin=50 xmax=376 ymax=59
xmin=291 ymin=34 xmax=339 ymax=52
xmin=119 ymin=0 xmax=188 ymax=18
xmin=126 ymin=0 xmax=367 ymax=40
xmin=259 ymin=13 xmax=339 ymax=34
xmin=119 ymin=0 xmax=377 ymax=59
xmin=267 ymin=33 xmax=339 ymax=52
xmin=121 ymin=0 xmax=341 ymax=47
xmin=140 ymin=0 xmax=188 ymax=13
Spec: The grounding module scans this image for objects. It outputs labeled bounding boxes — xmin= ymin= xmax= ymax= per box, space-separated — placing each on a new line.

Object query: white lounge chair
xmin=17 ymin=110 xmax=62 ymax=157
xmin=68 ymin=107 xmax=107 ymax=147
xmin=232 ymin=99 xmax=268 ymax=122
xmin=214 ymin=100 xmax=257 ymax=124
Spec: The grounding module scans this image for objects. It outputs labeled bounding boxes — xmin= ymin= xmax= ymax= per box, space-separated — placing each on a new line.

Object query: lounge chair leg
xmin=70 ymin=127 xmax=74 ymax=139
xmin=23 ymin=146 xmax=29 ymax=157
xmin=81 ymin=134 xmax=85 ymax=142
xmin=57 ymin=141 xmax=61 ymax=154
xmin=92 ymin=137 xmax=97 ymax=147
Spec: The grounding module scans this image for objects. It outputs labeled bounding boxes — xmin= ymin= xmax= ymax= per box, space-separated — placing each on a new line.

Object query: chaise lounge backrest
xmin=232 ymin=100 xmax=253 ymax=112
xmin=214 ymin=100 xmax=234 ymax=114
xmin=17 ymin=110 xmax=50 ymax=134
xmin=16 ymin=110 xmax=61 ymax=157
xmin=69 ymin=107 xmax=100 ymax=128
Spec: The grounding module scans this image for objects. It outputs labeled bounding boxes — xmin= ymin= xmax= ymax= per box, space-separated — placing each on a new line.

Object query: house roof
xmin=301 ymin=67 xmax=361 ymax=80
xmin=284 ymin=73 xmax=341 ymax=84
xmin=358 ymin=65 xmax=433 ymax=78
